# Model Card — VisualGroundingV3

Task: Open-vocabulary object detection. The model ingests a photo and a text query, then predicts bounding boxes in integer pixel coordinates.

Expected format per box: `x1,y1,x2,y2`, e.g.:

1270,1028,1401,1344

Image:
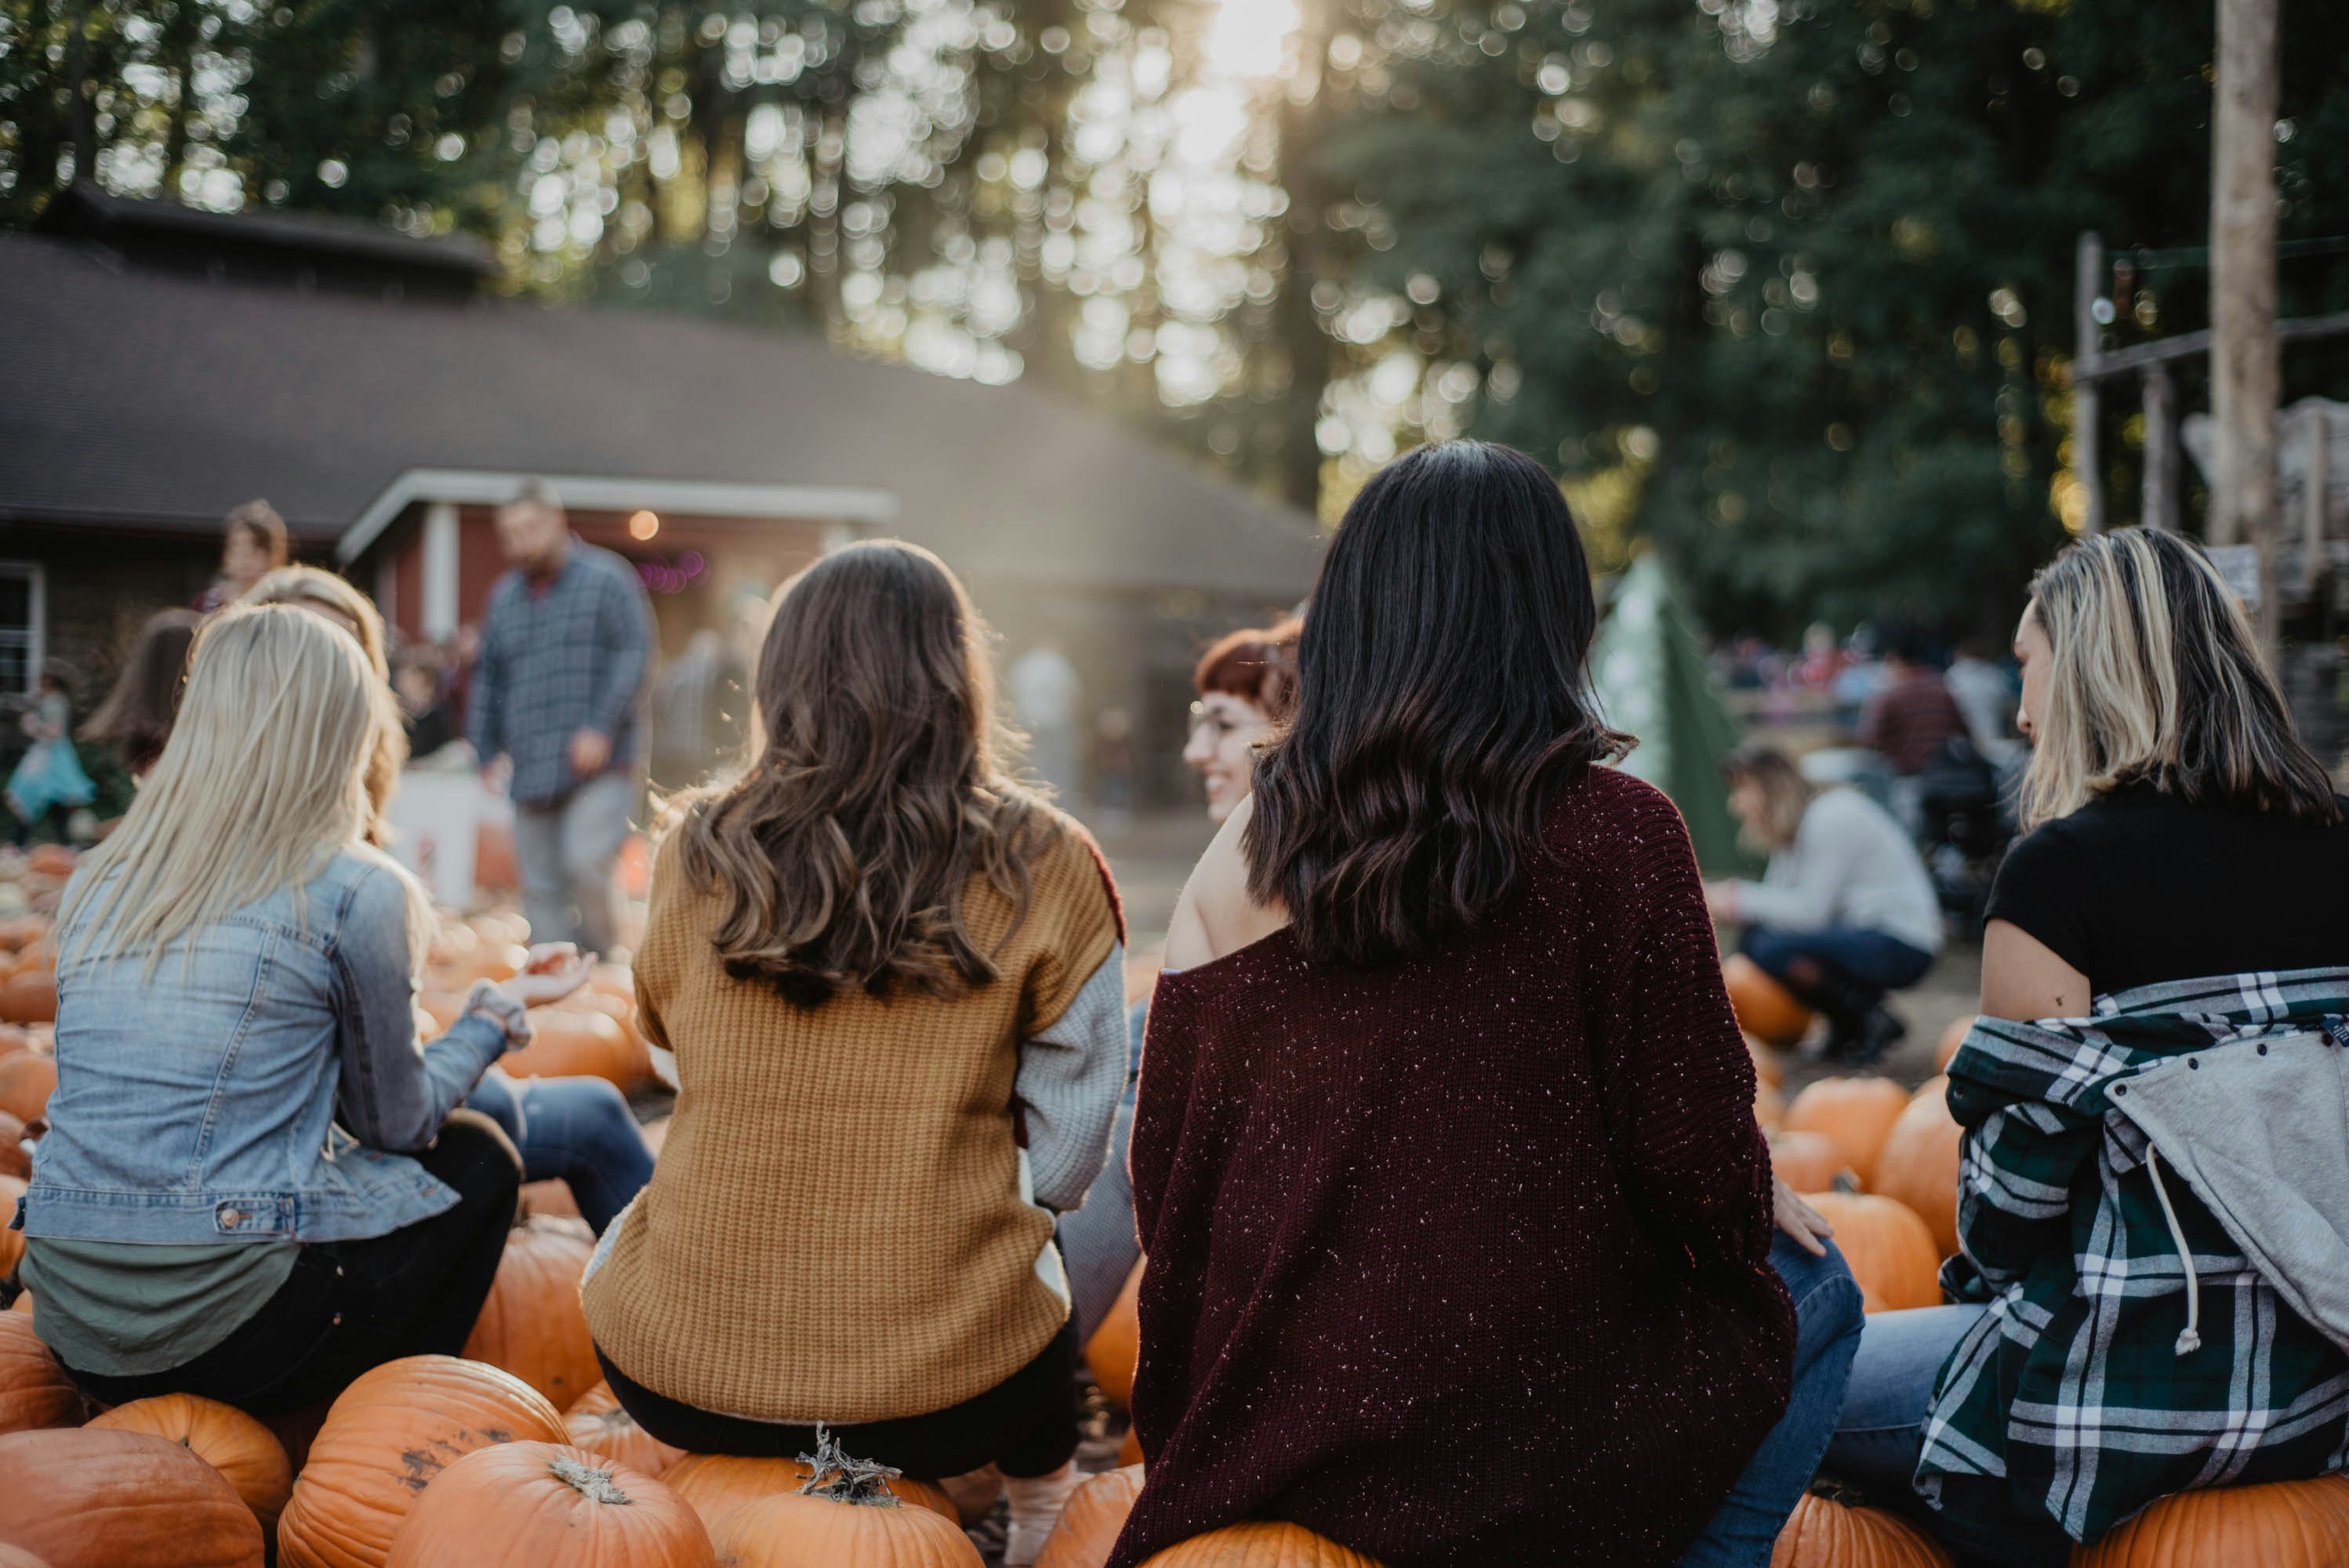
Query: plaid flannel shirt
468,541,653,805
1920,967,2349,1544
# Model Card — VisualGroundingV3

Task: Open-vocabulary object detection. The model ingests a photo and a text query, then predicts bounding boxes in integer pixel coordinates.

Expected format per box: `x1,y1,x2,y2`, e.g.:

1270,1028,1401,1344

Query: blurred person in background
1944,634,2020,766
648,628,747,792
1180,620,1301,823
394,648,460,764
468,480,654,955
1008,641,1081,798
1706,745,1941,1062
1859,630,1972,829
5,660,94,844
195,499,290,614
81,610,201,782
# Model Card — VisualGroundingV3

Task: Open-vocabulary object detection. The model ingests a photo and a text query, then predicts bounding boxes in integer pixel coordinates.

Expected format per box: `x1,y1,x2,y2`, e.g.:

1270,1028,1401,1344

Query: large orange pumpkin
0,1175,24,1280
701,1429,983,1566
275,1353,567,1568
1799,1191,1943,1312
24,847,74,880
89,1392,293,1533
0,1051,55,1122
0,1110,26,1179
0,1312,81,1434
1872,1078,1964,1258
0,916,50,953
0,1426,264,1567
666,1451,959,1532
1784,1076,1910,1188
1747,1033,1787,1089
0,972,56,1028
1137,1522,1385,1566
1767,1131,1851,1194
1087,1258,1144,1410
1769,1490,1950,1566
501,1008,646,1090
383,1441,713,1567
1753,1079,1786,1133
1037,1464,1145,1568
1723,955,1815,1047
1934,1015,1973,1073
565,1381,686,1478
0,1541,48,1566
2074,1473,2349,1566
459,1215,602,1410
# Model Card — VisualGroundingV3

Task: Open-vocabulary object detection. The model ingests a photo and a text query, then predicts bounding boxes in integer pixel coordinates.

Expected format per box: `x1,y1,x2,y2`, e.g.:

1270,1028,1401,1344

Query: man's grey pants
513,773,634,953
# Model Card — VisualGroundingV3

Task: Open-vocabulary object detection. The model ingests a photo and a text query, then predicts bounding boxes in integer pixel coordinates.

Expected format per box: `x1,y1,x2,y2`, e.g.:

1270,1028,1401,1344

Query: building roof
34,183,499,283
0,233,1322,597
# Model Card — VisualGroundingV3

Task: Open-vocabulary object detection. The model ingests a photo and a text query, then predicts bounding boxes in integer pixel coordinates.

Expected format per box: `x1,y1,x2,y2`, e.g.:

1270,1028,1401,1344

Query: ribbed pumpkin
0,1541,48,1566
0,972,55,1028
1769,1490,1950,1566
2073,1474,2349,1566
1723,955,1815,1047
1036,1464,1145,1568
0,916,50,953
565,1381,685,1478
1784,1076,1910,1188
275,1353,566,1568
1136,1522,1385,1566
89,1393,293,1533
0,1050,55,1122
1087,1259,1144,1410
1767,1131,1851,1195
0,1311,81,1434
502,1008,645,1090
1799,1191,1943,1312
519,1178,583,1221
1934,1015,1973,1073
0,1175,24,1280
666,1450,960,1532
0,1109,26,1179
0,1426,264,1567
1872,1078,1965,1258
702,1429,983,1566
383,1441,713,1568
460,1215,602,1410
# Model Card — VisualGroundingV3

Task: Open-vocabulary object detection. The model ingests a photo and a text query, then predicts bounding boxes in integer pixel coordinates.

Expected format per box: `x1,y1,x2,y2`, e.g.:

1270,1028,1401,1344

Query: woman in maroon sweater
1113,441,1851,1568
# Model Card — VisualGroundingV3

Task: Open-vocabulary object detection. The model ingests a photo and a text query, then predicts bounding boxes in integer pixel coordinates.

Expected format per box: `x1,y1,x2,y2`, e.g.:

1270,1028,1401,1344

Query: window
0,564,42,697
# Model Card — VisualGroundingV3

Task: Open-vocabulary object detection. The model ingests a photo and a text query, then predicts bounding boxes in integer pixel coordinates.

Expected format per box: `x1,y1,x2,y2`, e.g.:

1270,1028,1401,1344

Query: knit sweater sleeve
1590,779,1777,1276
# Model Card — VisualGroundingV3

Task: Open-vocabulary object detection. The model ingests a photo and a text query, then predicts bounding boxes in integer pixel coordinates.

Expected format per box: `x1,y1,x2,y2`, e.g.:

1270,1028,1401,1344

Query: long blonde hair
241,565,404,845
61,604,429,973
1723,743,1819,854
2018,528,2338,831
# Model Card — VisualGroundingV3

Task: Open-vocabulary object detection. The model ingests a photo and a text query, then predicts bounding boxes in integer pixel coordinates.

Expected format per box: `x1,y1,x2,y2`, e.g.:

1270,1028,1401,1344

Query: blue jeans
1822,1306,2072,1568
1680,1233,1867,1566
466,1071,653,1236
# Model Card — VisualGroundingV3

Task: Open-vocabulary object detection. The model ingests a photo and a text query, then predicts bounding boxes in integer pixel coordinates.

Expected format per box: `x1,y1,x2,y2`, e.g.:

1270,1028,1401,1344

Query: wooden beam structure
2209,0,2280,644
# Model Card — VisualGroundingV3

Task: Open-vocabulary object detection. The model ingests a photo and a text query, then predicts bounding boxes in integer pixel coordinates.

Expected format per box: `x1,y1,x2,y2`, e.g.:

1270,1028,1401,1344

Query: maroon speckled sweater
1109,767,1794,1567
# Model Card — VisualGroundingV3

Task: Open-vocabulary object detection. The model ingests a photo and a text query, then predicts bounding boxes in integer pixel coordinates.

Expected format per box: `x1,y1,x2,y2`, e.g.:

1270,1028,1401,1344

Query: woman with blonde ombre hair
241,564,401,846
16,604,590,1418
1820,528,2349,1564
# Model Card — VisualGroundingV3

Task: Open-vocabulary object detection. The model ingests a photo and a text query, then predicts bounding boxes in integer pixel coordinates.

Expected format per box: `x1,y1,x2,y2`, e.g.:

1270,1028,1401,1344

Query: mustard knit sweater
581,813,1123,1423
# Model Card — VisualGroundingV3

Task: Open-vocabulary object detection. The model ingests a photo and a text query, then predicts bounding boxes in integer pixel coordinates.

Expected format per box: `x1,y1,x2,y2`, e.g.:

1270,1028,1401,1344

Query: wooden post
2211,0,2280,647
2073,232,2105,535
2308,402,2333,593
2142,365,2180,531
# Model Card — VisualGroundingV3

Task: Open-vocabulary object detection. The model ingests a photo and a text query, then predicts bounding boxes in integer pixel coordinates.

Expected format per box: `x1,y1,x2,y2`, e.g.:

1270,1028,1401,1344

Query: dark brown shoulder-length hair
1245,440,1631,967
670,539,1061,1007
82,608,202,775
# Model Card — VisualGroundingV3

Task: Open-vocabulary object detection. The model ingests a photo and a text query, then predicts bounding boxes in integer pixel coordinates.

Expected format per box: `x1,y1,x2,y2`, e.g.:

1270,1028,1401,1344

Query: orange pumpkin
1746,1032,1786,1089
383,1441,713,1567
89,1393,293,1532
1934,1015,1973,1073
701,1429,983,1566
1767,1131,1850,1194
1769,1490,1950,1566
1723,955,1815,1047
519,1178,583,1221
586,962,637,1004
565,1381,686,1478
0,1110,28,1181
2073,1473,2349,1566
470,911,532,948
0,1175,24,1280
666,1450,960,1532
0,972,56,1027
459,1215,602,1410
24,847,74,880
1800,1191,1943,1312
1872,1078,1964,1258
0,916,51,953
1753,1079,1786,1133
0,1312,81,1434
1037,1464,1145,1568
501,1008,646,1090
1118,1424,1144,1468
0,1542,48,1566
1086,1258,1143,1410
0,1051,56,1123
275,1353,567,1568
0,1426,264,1567
1784,1076,1909,1188
416,992,465,1032
1137,1522,1385,1566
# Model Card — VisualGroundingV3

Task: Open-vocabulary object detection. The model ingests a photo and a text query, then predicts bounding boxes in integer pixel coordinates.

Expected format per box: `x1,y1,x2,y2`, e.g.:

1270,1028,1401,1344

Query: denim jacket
17,848,506,1246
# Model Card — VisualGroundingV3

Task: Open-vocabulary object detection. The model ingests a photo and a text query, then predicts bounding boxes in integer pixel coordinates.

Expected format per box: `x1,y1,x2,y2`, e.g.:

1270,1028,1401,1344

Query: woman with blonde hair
15,604,588,1415
582,541,1127,1566
243,566,401,846
1824,528,2349,1563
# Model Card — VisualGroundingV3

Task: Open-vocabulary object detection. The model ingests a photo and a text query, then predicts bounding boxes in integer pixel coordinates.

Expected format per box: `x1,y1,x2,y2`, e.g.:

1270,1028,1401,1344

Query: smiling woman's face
1183,691,1272,822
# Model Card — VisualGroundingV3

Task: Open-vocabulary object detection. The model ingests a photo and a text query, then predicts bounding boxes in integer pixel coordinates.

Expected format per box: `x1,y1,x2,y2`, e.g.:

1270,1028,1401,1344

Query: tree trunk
2210,0,2280,648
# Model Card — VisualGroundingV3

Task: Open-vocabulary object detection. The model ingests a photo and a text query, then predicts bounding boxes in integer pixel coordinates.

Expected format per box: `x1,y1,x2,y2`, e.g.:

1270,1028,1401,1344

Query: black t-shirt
1984,784,2349,996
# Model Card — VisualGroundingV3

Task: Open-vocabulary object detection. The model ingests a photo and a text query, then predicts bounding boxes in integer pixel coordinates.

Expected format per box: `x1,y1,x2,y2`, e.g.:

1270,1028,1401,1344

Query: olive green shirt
20,1237,299,1377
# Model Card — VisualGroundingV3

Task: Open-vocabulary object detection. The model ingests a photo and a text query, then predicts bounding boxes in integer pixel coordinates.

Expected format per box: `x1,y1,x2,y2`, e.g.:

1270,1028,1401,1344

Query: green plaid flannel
1921,967,2349,1544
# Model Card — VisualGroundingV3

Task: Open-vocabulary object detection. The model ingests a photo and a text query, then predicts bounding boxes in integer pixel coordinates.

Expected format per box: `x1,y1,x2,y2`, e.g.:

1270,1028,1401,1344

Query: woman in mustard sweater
582,541,1127,1564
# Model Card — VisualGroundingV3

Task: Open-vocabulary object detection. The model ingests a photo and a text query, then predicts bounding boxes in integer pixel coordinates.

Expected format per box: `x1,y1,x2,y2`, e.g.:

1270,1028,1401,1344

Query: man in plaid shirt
469,481,654,953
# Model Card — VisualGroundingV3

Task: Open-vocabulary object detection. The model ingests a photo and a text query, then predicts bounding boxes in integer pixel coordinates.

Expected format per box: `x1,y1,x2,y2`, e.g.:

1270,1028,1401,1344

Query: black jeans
63,1111,522,1417
597,1316,1082,1481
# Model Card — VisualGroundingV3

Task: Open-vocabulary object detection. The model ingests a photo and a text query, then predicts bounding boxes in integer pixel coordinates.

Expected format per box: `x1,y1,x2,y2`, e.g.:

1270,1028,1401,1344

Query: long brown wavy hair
670,540,1059,1007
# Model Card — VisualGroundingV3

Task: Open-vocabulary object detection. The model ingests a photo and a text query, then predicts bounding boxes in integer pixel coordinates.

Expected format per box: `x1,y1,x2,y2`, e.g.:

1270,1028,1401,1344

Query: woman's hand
1774,1177,1834,1257
1702,880,1739,920
495,943,593,1010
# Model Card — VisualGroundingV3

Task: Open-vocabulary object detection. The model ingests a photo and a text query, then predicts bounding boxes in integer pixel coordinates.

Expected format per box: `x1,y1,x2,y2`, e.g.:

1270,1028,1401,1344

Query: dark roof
0,234,1322,596
34,183,497,282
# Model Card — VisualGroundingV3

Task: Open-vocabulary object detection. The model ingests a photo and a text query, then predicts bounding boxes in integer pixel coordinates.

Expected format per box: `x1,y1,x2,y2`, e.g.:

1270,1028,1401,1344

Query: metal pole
2212,0,2281,648
2074,232,2105,535
2142,365,2180,531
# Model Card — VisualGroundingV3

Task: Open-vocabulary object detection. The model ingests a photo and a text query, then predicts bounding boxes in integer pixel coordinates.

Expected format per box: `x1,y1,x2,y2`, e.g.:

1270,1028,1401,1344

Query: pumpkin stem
550,1455,634,1505
796,1425,905,1508
1831,1170,1863,1196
